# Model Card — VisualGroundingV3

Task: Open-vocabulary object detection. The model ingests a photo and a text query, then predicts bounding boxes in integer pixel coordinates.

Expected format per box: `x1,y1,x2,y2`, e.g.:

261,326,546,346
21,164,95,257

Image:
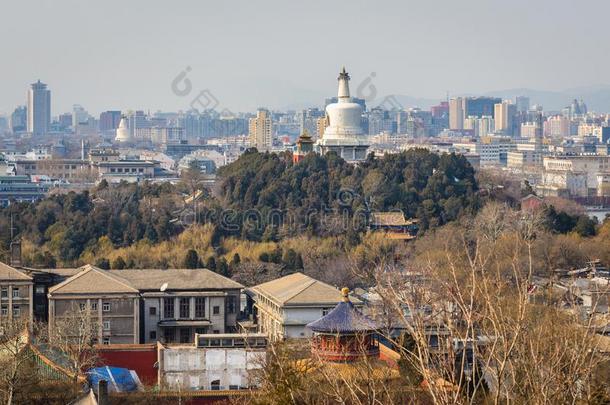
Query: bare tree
46,306,99,392
0,319,37,405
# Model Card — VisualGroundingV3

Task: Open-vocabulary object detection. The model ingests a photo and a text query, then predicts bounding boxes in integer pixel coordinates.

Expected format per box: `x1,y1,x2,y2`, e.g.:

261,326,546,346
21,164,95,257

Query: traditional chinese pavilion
293,130,315,163
306,288,378,362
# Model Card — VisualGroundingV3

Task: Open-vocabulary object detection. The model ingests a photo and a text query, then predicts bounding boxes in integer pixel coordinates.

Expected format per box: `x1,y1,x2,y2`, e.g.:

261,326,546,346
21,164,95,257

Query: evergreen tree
217,257,230,277
282,248,299,270
184,249,200,269
111,256,126,270
231,253,241,267
95,258,110,270
206,256,217,272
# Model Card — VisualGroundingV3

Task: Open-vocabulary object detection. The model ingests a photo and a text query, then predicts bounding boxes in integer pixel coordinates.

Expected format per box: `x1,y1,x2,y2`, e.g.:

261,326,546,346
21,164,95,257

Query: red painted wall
97,345,158,386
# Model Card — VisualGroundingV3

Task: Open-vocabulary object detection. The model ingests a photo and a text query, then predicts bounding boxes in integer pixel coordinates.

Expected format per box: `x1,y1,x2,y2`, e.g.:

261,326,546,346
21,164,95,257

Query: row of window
0,287,20,298
163,327,212,343
158,297,234,319
23,164,79,170
1,305,20,317
78,301,111,312
1,287,21,299
109,167,145,173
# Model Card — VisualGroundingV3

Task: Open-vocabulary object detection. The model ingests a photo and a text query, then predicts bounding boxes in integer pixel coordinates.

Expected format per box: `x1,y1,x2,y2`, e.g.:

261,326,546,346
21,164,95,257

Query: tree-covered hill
216,149,480,237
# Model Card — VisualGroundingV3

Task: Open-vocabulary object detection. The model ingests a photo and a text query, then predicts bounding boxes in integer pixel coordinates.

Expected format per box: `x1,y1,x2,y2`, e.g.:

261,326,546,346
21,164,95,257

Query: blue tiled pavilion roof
306,300,377,334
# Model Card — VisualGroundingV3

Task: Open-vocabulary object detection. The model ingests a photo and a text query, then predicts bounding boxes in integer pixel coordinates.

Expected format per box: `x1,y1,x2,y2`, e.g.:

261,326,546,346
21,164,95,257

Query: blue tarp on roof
306,301,377,333
88,366,141,393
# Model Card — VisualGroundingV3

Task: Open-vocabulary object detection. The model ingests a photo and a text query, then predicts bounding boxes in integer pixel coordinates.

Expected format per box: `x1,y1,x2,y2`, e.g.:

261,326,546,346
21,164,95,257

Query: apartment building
0,261,34,327
543,155,610,195
47,265,243,345
48,265,140,344
248,272,362,340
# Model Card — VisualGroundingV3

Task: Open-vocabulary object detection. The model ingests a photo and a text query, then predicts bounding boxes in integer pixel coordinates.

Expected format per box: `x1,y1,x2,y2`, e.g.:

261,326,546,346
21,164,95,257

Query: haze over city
2,1,610,403
2,0,610,114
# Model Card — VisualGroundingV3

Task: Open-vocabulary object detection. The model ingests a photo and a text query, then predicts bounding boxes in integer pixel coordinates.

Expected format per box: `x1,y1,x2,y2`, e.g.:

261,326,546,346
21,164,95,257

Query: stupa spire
337,67,351,101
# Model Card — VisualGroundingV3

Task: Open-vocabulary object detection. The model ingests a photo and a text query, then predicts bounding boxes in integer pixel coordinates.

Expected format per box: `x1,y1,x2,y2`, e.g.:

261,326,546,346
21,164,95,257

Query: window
102,302,111,312
149,306,157,316
213,306,220,315
180,328,190,343
226,296,236,314
1,288,7,298
195,297,205,318
35,286,45,294
179,298,190,319
12,288,19,298
102,338,110,345
322,308,332,316
91,302,97,311
164,328,175,343
103,321,110,331
195,328,206,335
149,331,157,340
210,380,221,390
1,305,7,316
79,303,86,311
110,168,116,173
12,307,20,317
163,299,174,319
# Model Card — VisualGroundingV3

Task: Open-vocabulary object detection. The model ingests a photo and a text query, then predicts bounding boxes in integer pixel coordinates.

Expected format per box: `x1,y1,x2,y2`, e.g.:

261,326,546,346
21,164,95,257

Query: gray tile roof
107,269,243,291
49,265,139,295
250,272,361,306
48,266,243,295
0,262,33,281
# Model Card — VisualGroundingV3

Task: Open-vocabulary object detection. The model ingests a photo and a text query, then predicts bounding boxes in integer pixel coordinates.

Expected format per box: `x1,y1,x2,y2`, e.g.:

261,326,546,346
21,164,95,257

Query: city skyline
2,0,610,115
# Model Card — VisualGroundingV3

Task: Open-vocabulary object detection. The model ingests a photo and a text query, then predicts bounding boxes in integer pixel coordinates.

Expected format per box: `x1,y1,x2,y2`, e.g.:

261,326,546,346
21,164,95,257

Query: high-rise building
10,106,27,133
58,113,73,131
431,101,449,119
494,101,517,135
27,80,51,135
464,97,501,119
544,115,570,138
127,110,149,137
449,98,464,130
249,109,273,151
99,111,122,131
72,104,89,127
515,96,530,113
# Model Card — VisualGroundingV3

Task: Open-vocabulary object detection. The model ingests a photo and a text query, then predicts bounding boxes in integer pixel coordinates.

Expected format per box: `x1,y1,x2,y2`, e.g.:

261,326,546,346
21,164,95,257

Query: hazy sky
1,0,609,115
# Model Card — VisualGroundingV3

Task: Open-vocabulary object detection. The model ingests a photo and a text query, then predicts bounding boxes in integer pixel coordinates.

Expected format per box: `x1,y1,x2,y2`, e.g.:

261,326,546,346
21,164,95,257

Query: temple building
306,288,379,362
114,116,133,143
316,68,370,163
293,130,315,163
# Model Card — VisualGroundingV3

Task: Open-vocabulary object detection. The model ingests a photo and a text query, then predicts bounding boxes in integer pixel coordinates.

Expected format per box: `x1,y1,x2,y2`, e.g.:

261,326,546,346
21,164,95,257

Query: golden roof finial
341,287,350,302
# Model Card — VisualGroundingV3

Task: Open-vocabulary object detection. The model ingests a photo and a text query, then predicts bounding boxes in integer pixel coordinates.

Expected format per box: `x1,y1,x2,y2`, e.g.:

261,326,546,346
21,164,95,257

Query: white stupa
114,116,133,143
317,67,369,162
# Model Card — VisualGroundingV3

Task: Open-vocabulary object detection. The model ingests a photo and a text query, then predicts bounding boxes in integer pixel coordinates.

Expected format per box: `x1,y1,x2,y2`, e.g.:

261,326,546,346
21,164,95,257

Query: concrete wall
159,347,265,390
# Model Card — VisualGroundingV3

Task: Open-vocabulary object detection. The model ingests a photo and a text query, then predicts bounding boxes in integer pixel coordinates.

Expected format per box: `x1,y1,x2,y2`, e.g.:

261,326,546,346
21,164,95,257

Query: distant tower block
316,67,369,163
